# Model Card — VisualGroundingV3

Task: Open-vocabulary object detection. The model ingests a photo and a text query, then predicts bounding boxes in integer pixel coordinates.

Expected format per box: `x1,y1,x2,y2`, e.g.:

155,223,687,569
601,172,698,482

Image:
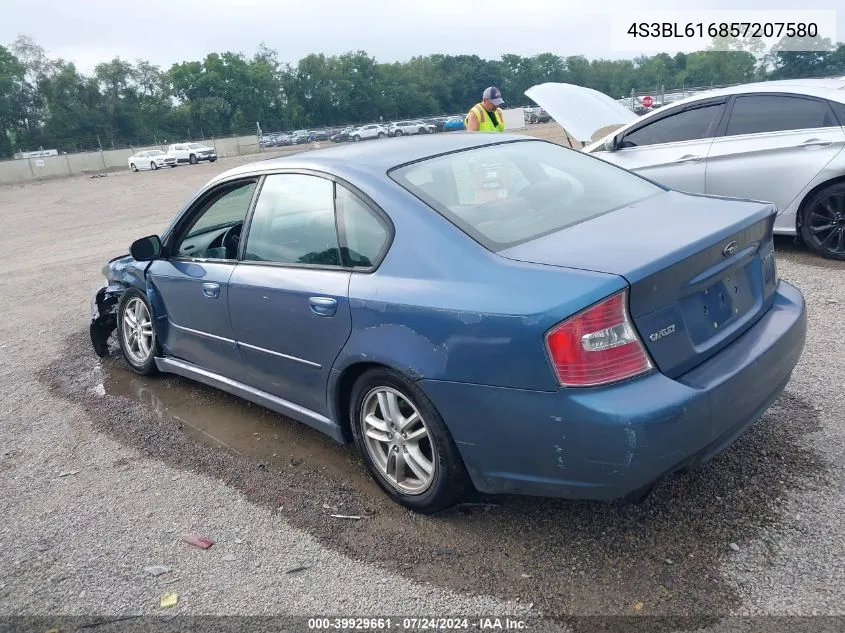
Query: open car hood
524,82,637,144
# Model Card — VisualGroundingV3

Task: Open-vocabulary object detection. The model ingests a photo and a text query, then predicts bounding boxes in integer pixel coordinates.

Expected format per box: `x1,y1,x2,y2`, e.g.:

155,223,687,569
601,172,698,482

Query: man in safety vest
465,86,506,132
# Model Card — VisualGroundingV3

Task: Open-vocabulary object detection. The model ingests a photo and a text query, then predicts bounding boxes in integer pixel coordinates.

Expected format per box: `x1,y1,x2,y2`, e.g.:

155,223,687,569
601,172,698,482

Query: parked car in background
309,130,330,141
388,120,436,136
291,130,312,144
91,133,805,513
166,142,217,165
128,150,177,171
528,78,845,259
443,116,465,131
331,128,354,143
350,124,388,141
528,108,552,124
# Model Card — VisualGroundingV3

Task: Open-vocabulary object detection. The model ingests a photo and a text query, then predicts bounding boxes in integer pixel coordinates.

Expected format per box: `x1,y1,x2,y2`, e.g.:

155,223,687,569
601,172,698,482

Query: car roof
652,78,845,108
208,132,538,186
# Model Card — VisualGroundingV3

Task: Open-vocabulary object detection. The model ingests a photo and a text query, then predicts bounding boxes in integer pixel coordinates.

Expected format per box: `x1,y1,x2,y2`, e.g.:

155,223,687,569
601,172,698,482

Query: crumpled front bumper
89,285,123,357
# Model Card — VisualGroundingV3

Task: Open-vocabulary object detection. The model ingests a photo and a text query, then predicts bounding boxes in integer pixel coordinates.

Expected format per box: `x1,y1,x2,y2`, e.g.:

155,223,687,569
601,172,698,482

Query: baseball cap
483,86,504,106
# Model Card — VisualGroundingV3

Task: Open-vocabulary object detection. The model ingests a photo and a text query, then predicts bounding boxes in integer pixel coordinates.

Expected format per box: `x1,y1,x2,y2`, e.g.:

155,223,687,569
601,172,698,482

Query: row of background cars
259,115,468,148
128,142,218,171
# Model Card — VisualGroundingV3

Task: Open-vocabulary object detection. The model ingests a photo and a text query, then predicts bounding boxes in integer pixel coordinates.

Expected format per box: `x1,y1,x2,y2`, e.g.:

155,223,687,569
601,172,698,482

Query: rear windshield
389,140,662,251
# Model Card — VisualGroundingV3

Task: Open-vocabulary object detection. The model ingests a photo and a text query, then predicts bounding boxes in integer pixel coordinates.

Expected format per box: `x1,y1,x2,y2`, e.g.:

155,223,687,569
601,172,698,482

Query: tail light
544,289,653,387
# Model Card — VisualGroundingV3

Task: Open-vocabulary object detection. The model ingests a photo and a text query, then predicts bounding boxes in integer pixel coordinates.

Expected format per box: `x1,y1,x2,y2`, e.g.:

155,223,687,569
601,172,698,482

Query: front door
149,178,258,378
228,173,353,416
600,100,727,194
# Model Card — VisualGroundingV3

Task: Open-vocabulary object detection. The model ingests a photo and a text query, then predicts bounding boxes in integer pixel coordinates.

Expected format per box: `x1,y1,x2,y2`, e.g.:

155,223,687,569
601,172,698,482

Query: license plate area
681,264,756,345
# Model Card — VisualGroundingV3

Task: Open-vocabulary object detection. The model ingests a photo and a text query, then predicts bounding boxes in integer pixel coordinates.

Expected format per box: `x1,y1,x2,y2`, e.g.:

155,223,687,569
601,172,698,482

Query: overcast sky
3,0,842,74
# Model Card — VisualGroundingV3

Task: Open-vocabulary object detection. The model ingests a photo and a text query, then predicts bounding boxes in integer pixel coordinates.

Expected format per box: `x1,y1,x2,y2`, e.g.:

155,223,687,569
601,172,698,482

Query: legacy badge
649,323,676,342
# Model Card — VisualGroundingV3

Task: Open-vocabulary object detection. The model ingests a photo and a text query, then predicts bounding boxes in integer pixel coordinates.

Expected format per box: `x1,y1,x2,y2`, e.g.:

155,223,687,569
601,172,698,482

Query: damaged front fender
90,285,124,357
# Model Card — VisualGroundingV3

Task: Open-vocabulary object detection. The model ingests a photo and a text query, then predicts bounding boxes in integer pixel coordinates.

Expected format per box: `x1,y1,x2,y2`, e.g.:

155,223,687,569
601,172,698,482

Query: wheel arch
795,174,845,232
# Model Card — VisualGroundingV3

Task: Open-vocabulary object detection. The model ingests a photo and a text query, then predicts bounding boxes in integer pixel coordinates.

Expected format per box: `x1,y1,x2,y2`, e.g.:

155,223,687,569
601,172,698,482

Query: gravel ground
0,130,843,629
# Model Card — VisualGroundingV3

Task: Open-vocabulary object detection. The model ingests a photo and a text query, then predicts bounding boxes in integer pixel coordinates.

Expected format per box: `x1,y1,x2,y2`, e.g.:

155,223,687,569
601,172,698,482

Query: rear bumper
419,280,807,500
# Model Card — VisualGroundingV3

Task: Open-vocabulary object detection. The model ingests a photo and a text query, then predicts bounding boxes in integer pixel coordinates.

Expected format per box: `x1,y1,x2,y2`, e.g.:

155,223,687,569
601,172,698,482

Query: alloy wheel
122,297,154,365
360,386,435,494
806,191,845,257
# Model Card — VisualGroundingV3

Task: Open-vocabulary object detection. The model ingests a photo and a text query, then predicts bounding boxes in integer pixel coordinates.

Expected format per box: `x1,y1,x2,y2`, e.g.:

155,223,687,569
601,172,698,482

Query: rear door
598,99,727,193
228,173,354,416
705,93,845,212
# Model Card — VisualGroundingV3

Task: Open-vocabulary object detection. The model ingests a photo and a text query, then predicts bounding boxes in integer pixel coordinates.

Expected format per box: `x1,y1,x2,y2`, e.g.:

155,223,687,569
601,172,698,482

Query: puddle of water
95,361,367,484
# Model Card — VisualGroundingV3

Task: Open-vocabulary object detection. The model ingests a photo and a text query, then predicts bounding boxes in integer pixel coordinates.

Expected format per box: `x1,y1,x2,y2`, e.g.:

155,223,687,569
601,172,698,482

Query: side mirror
130,235,162,261
602,136,617,152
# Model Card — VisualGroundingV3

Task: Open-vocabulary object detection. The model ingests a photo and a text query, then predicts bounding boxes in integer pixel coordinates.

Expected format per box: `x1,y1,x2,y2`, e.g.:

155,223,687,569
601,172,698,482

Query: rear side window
828,100,845,126
244,174,341,266
725,95,836,136
336,186,390,268
620,103,723,148
390,140,661,252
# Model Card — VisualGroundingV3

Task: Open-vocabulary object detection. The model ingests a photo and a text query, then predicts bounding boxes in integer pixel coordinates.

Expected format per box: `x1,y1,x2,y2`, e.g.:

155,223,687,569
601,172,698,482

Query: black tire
352,135,360,142
349,368,470,513
150,161,158,170
418,128,427,135
799,182,845,260
116,287,160,376
209,158,217,162
377,131,385,139
394,130,403,136
130,163,137,172
189,154,198,165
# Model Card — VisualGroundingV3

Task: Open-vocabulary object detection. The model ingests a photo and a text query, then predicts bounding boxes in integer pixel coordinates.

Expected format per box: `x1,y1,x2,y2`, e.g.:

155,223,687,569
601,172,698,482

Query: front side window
243,174,340,266
620,103,723,148
725,95,837,136
390,140,661,251
175,180,257,259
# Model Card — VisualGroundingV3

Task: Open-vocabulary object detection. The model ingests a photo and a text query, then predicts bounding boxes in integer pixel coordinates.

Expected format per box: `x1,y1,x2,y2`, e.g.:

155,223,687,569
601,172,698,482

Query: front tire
349,368,469,513
116,288,160,376
130,163,137,172
150,161,158,170
799,182,845,260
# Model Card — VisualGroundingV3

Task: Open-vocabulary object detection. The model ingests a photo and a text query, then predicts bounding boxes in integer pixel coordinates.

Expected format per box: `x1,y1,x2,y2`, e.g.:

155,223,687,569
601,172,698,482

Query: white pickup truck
166,142,218,165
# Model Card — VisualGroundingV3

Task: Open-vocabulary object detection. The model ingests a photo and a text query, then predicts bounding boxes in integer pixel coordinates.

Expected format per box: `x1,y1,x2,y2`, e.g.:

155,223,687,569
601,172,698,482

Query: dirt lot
1,126,844,628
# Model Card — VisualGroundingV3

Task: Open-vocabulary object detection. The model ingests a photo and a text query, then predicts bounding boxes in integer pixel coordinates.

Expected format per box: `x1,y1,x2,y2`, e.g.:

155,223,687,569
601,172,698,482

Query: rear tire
349,368,470,513
799,182,845,260
377,131,385,139
352,135,360,142
189,154,198,165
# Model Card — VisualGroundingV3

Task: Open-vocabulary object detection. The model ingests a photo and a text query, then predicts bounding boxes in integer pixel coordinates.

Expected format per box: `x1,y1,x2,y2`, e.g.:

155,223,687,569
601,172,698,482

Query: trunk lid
499,190,779,378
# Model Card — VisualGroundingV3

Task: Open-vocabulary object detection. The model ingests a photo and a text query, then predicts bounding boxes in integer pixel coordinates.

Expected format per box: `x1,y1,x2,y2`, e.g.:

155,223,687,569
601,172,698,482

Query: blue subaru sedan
90,133,807,513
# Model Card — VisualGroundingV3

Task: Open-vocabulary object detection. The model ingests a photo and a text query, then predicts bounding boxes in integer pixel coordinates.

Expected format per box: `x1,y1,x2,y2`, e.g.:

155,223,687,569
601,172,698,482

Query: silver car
530,79,845,260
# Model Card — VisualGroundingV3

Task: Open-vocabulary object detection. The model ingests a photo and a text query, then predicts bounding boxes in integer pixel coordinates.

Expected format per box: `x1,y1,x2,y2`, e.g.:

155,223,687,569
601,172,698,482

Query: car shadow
42,330,827,621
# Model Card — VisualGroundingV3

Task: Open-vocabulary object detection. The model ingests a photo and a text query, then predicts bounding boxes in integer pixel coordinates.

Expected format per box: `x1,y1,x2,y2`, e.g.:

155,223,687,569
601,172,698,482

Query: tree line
1,34,844,157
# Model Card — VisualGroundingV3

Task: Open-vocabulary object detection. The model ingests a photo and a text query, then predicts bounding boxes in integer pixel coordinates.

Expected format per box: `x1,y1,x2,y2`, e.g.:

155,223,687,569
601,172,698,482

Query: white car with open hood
526,79,845,260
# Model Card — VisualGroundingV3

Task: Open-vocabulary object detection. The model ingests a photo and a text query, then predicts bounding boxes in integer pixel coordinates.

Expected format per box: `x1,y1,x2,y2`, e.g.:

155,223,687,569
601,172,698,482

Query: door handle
309,296,337,317
798,138,832,148
675,154,703,163
202,282,220,298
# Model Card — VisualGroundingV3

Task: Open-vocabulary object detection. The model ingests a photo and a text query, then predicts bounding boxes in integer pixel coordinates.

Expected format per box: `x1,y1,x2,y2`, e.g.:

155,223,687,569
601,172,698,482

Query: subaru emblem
722,241,738,257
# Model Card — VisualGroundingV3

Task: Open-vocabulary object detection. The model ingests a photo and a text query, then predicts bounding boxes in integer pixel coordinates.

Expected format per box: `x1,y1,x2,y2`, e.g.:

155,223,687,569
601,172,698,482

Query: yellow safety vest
465,103,505,131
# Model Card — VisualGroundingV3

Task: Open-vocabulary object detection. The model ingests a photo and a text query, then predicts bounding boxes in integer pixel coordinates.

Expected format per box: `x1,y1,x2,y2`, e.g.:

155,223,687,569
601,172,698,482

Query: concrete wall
0,134,261,186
